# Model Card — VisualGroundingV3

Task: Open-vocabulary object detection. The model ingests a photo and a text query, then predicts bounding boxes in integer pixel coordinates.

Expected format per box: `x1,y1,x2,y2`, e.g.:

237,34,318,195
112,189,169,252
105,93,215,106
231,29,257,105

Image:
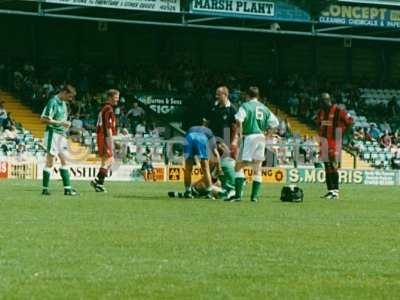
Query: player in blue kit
182,121,220,199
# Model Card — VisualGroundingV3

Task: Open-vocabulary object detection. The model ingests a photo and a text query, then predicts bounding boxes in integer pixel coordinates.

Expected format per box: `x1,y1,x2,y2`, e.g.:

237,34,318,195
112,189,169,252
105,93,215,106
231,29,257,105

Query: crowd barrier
1,160,400,185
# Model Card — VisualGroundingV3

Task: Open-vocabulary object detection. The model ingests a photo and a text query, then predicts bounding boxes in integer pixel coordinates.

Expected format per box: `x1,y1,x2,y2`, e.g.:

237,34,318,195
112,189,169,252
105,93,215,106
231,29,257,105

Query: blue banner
190,0,310,22
286,168,400,185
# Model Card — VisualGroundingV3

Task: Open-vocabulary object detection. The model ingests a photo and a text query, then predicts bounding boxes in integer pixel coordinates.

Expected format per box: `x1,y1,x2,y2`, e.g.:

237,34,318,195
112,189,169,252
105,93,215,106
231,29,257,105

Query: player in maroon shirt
316,93,353,200
91,89,120,192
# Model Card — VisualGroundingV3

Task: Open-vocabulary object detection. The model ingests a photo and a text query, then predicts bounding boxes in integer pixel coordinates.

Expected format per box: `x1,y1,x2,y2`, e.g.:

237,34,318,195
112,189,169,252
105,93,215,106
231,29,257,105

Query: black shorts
141,162,154,171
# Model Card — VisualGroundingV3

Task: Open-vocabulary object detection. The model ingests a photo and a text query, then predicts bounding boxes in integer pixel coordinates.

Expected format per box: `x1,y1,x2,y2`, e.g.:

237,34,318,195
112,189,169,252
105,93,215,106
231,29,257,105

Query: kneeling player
91,89,120,192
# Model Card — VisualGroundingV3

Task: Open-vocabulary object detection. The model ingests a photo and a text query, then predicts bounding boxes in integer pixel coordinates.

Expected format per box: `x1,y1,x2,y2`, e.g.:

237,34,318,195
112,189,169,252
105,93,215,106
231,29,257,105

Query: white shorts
44,130,68,156
239,134,266,162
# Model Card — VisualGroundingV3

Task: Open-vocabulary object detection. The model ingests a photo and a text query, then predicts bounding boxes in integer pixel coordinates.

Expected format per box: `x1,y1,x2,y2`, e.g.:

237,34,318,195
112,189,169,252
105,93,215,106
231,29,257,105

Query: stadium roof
0,0,399,42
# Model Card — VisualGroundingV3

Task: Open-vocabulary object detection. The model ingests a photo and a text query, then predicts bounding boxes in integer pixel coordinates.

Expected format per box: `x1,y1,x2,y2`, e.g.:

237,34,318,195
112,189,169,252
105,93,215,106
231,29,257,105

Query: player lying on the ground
168,142,236,199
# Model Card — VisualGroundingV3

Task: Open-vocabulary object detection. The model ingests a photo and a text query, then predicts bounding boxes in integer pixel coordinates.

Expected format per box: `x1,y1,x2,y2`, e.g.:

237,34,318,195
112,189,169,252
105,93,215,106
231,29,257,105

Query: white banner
37,163,166,181
43,0,180,13
191,0,275,18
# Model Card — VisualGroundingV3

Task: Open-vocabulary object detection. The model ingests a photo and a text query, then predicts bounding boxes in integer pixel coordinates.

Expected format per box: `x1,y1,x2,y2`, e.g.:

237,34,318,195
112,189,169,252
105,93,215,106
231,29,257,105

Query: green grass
0,180,399,299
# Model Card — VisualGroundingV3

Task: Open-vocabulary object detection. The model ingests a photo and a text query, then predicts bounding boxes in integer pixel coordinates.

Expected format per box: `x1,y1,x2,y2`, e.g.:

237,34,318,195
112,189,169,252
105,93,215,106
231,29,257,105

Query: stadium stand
1,60,399,170
0,90,44,137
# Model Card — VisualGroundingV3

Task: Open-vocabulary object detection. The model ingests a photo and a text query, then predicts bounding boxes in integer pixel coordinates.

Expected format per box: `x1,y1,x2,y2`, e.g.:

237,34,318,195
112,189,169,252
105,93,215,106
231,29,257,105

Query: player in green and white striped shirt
230,86,279,202
40,84,78,196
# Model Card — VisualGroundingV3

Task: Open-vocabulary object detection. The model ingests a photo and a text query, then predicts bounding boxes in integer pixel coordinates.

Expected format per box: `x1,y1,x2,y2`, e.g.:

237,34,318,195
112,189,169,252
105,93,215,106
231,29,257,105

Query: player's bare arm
41,116,71,128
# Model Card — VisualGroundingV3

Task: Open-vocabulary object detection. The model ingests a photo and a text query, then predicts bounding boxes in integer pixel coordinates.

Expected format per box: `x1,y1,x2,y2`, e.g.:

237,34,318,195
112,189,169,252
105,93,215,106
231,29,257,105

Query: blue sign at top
190,0,311,22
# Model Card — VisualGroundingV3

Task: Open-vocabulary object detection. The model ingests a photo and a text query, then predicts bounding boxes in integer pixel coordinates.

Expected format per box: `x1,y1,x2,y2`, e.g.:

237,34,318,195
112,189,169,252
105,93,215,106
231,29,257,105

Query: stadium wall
2,160,400,185
0,15,398,82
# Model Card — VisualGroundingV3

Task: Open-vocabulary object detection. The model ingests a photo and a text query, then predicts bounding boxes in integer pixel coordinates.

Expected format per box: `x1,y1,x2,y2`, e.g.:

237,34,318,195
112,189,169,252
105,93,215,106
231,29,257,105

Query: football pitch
0,180,399,299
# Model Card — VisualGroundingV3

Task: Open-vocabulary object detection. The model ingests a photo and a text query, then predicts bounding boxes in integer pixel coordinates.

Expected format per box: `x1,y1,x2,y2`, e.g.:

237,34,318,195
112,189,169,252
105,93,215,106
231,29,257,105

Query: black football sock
332,171,339,191
95,167,108,185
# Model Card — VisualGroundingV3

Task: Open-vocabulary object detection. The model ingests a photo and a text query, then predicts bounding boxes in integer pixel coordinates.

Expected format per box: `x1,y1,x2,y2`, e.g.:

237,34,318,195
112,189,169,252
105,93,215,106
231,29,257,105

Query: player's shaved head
320,92,332,109
321,92,331,101
216,86,229,106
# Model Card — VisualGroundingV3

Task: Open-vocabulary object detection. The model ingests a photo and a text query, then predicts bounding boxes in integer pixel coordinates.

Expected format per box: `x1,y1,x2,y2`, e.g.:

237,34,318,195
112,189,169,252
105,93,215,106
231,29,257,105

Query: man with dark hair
41,84,78,196
316,93,353,200
91,89,120,192
230,86,279,202
209,86,237,157
126,101,145,134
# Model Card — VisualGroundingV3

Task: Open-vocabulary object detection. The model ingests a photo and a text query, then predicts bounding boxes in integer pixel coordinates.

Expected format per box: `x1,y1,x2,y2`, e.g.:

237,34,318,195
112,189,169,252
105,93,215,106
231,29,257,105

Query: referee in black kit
208,86,238,158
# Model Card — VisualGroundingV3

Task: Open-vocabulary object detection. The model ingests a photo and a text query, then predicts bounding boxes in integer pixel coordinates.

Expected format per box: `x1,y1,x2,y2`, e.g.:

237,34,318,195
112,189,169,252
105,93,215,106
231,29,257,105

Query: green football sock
60,167,71,190
235,171,245,199
43,168,51,190
235,177,245,199
251,180,262,200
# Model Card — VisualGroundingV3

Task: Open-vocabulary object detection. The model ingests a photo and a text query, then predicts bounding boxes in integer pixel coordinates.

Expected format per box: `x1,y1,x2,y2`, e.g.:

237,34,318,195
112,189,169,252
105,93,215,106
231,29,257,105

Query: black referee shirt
208,101,237,140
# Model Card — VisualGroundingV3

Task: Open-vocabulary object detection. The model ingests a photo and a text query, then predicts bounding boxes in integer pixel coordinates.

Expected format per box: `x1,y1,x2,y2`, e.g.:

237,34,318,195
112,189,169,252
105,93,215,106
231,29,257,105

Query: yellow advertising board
168,166,204,182
169,166,285,183
244,167,286,183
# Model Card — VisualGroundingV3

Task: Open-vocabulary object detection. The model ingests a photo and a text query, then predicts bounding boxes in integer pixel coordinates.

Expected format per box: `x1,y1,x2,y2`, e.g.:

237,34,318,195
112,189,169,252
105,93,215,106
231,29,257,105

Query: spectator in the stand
23,62,35,75
2,125,17,141
135,119,147,137
2,112,16,131
364,127,373,141
70,114,84,141
278,117,291,138
147,119,161,137
369,123,382,141
300,135,316,163
126,101,145,134
183,77,194,91
353,127,365,141
16,143,28,162
42,79,55,97
288,94,299,116
117,106,128,129
380,120,391,134
141,146,156,181
82,113,96,133
387,96,398,118
0,102,7,126
391,150,400,169
380,130,392,149
392,129,400,146
131,77,143,91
